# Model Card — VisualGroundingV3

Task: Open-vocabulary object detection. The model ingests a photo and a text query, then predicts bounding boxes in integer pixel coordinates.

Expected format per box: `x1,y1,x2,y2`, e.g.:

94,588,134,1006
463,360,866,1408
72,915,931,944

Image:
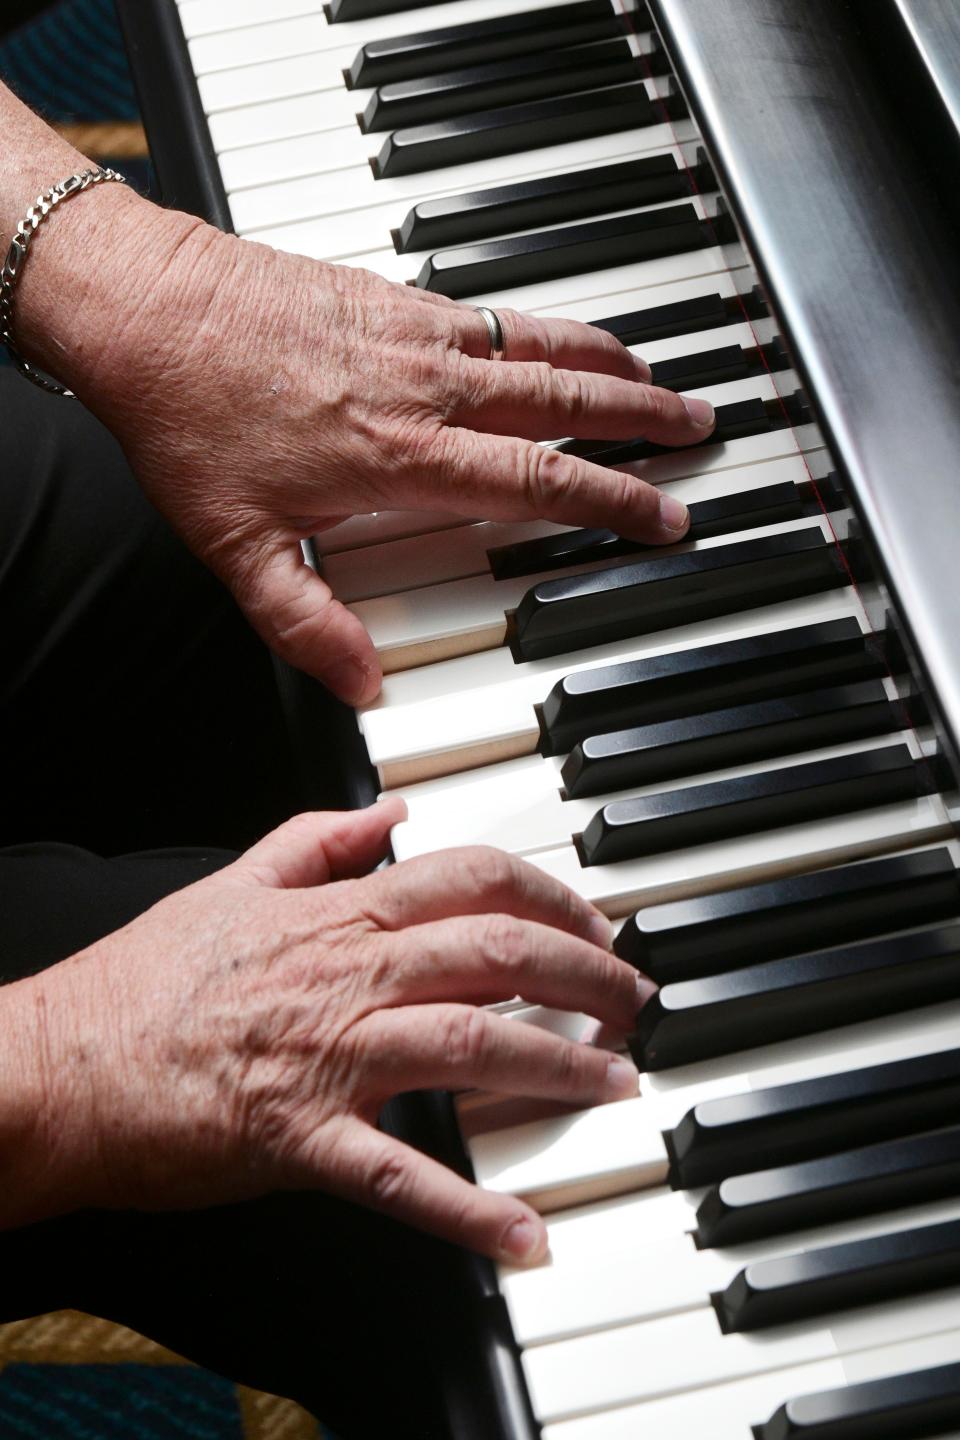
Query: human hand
17,800,650,1264
78,203,714,701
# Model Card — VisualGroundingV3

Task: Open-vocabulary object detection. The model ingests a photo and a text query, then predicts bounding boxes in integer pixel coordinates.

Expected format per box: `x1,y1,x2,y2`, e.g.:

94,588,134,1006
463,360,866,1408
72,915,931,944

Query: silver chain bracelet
1,166,126,397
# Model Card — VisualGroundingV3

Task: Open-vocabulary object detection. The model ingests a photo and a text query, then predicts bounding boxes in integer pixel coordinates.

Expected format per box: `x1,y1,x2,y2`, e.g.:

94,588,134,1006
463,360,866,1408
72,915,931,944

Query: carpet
0,1312,325,1440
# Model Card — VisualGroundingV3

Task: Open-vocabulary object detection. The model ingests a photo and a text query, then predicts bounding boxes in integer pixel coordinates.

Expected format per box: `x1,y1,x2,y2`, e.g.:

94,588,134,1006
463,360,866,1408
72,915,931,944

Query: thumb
237,542,382,702
231,796,408,890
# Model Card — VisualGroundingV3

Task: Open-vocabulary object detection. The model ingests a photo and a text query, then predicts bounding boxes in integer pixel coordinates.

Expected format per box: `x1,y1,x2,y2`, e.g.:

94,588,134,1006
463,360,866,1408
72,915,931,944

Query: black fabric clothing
0,370,453,1439
0,369,301,855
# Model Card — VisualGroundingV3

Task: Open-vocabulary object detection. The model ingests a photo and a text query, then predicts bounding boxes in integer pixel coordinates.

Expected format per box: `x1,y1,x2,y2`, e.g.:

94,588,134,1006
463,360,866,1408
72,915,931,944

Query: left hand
7,801,647,1262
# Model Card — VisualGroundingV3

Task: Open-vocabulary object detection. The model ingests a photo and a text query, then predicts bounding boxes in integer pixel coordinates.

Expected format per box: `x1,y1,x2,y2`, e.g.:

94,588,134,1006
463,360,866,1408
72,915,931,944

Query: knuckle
447,349,487,412
365,1149,411,1210
459,845,520,902
477,913,528,979
624,473,662,520
388,412,444,474
528,359,559,407
520,443,574,512
556,370,591,422
601,953,638,1008
642,385,669,424
552,1038,590,1092
443,1006,492,1074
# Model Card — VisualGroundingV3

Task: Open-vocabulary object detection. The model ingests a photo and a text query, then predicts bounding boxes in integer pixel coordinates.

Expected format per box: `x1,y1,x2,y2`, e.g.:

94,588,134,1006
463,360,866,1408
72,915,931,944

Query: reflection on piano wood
119,0,960,1434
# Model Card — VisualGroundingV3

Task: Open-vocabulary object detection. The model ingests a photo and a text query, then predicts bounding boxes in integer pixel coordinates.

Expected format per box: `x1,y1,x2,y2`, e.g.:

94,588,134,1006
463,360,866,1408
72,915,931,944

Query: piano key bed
117,0,960,1436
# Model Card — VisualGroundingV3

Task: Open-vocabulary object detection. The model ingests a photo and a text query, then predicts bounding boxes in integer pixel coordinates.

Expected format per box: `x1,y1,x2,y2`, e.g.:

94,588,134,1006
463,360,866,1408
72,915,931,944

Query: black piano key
347,1,630,89
557,394,785,467
717,1217,960,1334
374,82,668,180
540,617,884,756
668,1044,960,1189
754,1361,960,1439
563,680,897,798
697,1124,960,1248
615,848,960,983
635,910,955,1075
394,153,701,253
513,528,845,664
327,0,458,19
650,342,753,390
364,37,642,132
488,481,806,581
582,742,923,869
418,201,705,296
591,290,731,345
590,281,767,345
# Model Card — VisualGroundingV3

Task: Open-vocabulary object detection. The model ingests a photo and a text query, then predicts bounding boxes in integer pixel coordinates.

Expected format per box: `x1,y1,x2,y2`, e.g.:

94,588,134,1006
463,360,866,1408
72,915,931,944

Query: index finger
341,844,613,949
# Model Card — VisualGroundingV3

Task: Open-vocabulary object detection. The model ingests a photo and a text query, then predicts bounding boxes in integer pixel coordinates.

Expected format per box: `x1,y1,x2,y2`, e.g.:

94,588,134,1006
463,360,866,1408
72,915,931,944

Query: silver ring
474,305,506,362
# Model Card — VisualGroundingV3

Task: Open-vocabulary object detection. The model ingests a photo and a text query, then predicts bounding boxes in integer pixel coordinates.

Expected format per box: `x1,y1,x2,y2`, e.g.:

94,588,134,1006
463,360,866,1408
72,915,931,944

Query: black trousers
0,372,454,1438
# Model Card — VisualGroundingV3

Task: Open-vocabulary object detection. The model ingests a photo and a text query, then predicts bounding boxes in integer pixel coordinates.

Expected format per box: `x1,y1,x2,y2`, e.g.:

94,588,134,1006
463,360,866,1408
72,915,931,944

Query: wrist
10,178,215,411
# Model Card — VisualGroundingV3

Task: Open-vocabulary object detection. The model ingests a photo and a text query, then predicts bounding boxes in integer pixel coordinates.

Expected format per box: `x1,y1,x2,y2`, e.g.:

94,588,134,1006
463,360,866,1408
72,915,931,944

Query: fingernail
681,394,716,429
658,492,690,533
501,1216,545,1263
605,1053,640,1100
375,792,409,821
321,655,373,704
588,912,614,949
636,970,658,1012
634,356,653,383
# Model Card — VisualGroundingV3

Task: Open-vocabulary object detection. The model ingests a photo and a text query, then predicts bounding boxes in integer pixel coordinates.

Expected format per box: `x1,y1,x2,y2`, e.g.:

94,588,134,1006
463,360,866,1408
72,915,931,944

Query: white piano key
312,509,469,556
391,732,923,860
330,448,818,605
179,0,326,37
524,1287,960,1422
348,402,803,671
506,1231,726,1343
231,120,697,233
466,965,960,1147
641,973,960,1133
354,502,807,673
190,15,331,74
197,50,356,115
469,1095,669,1213
528,788,953,918
536,1183,960,1276
362,589,858,788
323,518,562,600
208,31,666,158
335,199,714,290
540,1328,960,1440
224,126,377,198
232,144,691,268
522,260,752,323
212,88,372,158
222,73,674,196
503,1189,960,1346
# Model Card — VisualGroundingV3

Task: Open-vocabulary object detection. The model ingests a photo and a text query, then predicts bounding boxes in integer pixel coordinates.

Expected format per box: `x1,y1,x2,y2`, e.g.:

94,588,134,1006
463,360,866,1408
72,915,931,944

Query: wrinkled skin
16,800,650,1264
81,211,714,702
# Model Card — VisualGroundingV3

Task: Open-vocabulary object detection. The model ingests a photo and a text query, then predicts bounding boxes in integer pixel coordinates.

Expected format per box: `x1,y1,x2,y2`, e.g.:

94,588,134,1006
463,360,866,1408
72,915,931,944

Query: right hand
19,800,651,1264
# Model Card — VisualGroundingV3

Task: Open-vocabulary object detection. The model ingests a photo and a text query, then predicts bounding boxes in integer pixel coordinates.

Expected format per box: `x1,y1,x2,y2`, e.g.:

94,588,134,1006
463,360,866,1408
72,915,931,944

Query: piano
117,0,960,1435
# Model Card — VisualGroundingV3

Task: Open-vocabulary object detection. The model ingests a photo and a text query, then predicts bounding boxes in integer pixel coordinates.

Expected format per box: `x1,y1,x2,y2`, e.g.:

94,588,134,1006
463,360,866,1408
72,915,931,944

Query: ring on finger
474,305,506,362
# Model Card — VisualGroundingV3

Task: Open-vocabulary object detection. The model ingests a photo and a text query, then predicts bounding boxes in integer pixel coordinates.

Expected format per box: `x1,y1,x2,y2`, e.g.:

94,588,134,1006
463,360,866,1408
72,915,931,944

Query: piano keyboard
163,0,960,1434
